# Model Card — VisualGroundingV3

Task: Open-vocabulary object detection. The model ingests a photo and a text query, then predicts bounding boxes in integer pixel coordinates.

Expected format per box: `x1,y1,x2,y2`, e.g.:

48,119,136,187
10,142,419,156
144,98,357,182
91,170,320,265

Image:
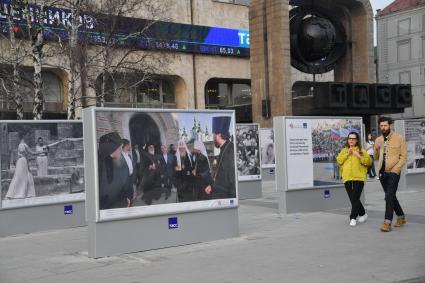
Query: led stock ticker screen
0,0,250,57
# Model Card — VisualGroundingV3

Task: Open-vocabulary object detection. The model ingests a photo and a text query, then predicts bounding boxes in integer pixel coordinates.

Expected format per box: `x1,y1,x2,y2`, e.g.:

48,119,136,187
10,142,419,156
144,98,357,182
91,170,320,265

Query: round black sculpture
290,5,347,74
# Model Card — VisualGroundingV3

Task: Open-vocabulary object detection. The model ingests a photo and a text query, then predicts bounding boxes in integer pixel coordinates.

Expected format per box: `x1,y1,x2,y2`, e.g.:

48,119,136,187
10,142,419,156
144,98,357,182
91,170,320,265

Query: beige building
0,0,349,122
376,0,425,118
0,0,253,121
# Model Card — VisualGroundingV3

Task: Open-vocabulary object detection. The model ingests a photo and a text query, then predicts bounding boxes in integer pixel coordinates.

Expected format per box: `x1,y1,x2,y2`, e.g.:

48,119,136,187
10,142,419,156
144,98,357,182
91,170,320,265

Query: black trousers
379,172,404,222
344,181,366,220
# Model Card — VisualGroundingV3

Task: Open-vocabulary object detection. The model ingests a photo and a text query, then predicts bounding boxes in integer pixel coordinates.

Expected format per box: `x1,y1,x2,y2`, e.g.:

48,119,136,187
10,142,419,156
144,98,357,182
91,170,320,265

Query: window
205,79,251,122
397,18,411,36
423,37,425,58
397,40,411,62
423,14,425,31
18,70,63,103
399,71,411,84
96,73,175,106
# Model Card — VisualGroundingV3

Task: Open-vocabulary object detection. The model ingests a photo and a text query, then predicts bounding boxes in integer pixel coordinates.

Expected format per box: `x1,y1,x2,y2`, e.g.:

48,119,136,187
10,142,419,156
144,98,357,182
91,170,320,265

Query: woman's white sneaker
358,214,368,223
350,219,357,227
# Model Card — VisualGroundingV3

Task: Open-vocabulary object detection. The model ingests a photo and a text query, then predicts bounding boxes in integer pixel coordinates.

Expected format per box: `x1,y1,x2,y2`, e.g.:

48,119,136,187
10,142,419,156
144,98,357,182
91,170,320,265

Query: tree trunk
24,2,45,120
32,28,44,120
7,2,23,119
67,4,80,120
100,71,106,107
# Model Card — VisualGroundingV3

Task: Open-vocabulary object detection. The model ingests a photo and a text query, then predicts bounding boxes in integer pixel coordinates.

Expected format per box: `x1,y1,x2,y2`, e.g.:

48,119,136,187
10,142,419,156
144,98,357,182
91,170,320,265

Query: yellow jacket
336,146,372,183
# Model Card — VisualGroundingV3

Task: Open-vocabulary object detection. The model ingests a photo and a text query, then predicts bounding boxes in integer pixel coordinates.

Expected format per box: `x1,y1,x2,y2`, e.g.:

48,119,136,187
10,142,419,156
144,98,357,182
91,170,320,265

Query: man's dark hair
378,116,393,125
122,139,130,146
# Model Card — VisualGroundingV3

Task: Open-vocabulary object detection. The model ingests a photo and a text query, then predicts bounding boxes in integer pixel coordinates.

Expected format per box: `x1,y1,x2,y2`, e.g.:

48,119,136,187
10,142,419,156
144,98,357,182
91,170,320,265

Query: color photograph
310,118,362,186
93,109,238,220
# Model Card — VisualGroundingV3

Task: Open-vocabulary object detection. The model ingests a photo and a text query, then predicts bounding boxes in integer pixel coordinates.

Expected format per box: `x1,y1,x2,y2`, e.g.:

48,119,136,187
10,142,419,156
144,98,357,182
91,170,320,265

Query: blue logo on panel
64,205,73,215
303,123,308,128
168,217,178,229
324,190,331,199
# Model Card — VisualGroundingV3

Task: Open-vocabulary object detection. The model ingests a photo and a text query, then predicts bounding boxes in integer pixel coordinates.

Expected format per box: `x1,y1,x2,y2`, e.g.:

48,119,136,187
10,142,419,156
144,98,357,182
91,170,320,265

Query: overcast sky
370,0,395,12
370,0,396,44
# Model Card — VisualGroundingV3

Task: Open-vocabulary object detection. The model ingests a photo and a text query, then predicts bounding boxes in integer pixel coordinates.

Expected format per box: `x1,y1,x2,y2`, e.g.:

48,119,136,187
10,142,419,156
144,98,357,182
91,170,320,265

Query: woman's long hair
345,131,361,148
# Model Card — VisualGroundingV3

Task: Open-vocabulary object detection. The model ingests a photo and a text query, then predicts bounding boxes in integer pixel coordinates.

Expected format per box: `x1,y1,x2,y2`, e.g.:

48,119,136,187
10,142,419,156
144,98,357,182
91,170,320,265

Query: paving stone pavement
0,179,424,283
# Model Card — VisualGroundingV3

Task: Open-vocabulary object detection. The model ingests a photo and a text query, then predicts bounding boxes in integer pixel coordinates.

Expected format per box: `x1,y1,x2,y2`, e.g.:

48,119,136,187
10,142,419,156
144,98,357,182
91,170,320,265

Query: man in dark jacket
121,139,136,207
140,143,158,205
157,145,176,200
205,116,236,199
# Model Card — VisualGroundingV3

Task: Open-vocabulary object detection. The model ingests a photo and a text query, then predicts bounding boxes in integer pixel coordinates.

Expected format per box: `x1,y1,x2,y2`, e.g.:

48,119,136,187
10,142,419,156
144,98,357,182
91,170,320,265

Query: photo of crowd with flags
311,119,362,184
235,124,261,181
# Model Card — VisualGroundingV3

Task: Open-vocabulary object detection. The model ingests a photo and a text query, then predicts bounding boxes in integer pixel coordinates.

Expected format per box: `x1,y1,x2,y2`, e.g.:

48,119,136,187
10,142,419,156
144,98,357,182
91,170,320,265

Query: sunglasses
348,137,357,140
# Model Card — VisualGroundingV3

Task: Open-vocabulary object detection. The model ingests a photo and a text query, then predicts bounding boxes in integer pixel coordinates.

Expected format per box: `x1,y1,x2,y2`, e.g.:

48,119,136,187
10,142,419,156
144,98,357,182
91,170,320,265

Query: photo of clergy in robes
206,116,236,199
98,132,131,209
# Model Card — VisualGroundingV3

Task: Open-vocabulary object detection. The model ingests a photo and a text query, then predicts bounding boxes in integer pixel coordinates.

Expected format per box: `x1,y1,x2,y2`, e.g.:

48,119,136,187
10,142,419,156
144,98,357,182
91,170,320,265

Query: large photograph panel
260,128,275,168
94,110,237,220
311,118,362,186
284,118,362,190
405,119,425,173
0,121,84,208
236,124,261,181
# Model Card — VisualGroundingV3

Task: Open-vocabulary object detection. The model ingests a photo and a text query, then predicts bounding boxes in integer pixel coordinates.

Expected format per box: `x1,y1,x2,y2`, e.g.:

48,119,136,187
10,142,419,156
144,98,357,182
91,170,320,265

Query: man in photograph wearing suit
140,143,158,205
158,145,176,200
132,143,142,186
121,139,136,207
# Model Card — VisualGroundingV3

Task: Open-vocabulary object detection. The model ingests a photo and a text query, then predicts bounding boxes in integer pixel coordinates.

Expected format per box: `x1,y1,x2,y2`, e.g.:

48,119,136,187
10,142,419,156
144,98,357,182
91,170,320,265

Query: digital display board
0,0,250,57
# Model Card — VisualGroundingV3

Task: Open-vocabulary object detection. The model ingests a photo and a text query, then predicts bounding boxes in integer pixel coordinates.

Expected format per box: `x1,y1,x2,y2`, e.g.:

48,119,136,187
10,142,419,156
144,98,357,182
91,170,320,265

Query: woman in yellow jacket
336,131,372,227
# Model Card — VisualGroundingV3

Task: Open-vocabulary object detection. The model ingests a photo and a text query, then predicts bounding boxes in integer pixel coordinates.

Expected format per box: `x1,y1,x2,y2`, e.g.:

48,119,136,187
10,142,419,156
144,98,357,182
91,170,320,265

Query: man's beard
382,128,391,136
214,140,220,148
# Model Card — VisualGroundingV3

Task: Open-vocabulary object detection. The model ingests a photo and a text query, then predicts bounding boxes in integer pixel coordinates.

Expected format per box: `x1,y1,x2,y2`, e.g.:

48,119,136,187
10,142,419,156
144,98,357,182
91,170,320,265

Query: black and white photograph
0,121,84,208
405,119,425,173
92,109,238,219
236,124,261,181
260,128,275,168
310,119,362,186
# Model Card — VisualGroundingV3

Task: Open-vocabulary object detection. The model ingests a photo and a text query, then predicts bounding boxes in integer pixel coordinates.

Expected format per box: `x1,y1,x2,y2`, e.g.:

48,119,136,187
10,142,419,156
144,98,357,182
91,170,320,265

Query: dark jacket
157,152,176,188
98,154,129,209
193,153,212,188
175,154,194,183
140,151,158,192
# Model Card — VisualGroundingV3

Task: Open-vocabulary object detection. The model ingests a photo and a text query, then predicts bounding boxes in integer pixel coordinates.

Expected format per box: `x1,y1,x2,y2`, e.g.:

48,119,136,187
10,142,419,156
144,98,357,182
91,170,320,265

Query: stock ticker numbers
0,0,250,58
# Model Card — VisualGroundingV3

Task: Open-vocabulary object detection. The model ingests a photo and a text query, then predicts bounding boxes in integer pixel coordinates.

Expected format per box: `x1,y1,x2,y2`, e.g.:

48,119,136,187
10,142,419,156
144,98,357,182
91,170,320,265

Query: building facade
376,0,425,118
0,0,336,122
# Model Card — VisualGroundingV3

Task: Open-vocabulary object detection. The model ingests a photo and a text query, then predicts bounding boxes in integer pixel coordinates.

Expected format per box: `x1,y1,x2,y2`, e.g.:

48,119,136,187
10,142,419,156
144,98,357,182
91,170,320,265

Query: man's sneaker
358,214,368,223
349,219,357,227
394,217,406,228
380,222,391,232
